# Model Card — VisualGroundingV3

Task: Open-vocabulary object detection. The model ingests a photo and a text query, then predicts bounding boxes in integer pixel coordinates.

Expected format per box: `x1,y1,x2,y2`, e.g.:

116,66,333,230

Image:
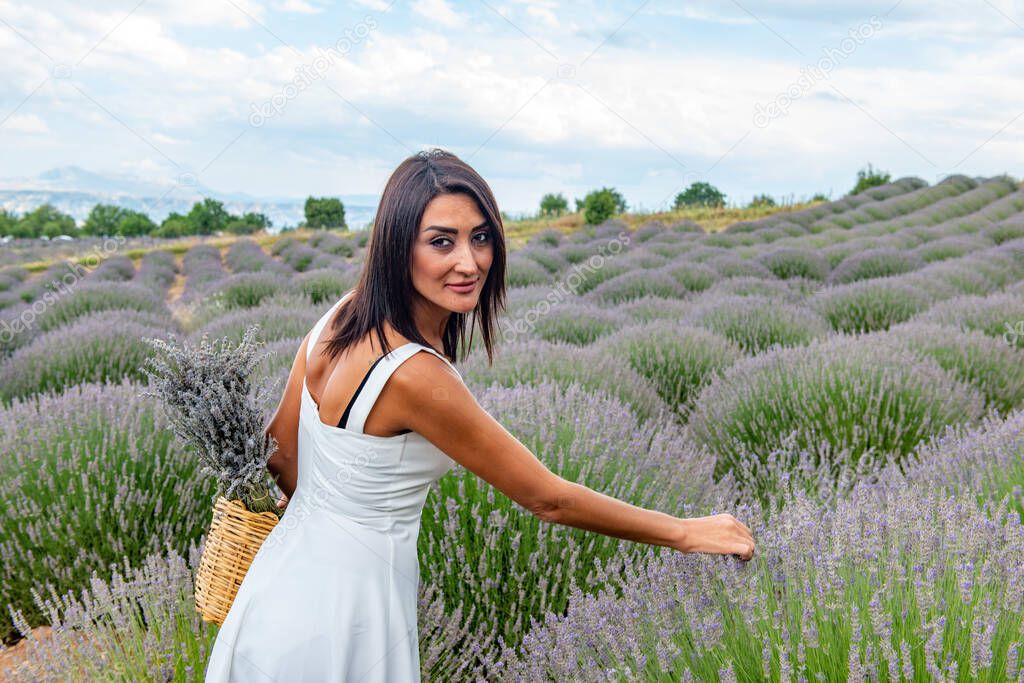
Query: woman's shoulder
390,344,463,389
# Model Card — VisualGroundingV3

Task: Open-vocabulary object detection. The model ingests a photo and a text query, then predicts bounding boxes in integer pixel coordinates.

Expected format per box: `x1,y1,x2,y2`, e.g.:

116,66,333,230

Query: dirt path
165,252,186,306
0,626,51,680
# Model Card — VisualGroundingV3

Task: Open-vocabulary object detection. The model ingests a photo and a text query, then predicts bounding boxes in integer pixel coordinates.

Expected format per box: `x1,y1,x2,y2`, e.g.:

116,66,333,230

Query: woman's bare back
303,299,429,438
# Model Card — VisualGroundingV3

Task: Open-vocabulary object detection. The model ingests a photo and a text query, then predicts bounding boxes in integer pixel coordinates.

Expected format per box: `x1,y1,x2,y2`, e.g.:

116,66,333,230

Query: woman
204,148,755,682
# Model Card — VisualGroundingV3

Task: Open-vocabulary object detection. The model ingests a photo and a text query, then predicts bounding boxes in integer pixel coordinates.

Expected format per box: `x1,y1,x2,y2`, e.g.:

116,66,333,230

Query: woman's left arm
265,333,310,502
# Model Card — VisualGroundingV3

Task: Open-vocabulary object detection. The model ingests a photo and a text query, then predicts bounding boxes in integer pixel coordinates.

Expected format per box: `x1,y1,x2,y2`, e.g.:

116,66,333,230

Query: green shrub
418,381,717,667
213,272,293,309
914,291,1024,349
579,188,625,225
689,334,986,497
849,163,891,195
673,182,725,209
0,382,216,641
684,294,831,353
528,302,630,346
880,322,1024,415
506,254,552,288
703,276,803,302
813,278,933,333
459,339,670,425
984,218,1024,245
664,261,721,293
591,319,745,417
520,248,570,275
757,248,830,281
587,269,688,305
615,295,693,323
295,268,357,305
193,303,320,345
35,281,166,333
828,247,924,285
0,311,175,404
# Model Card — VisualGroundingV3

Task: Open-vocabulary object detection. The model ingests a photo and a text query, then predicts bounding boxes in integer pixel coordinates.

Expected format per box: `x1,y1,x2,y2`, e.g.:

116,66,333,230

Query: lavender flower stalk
140,325,282,516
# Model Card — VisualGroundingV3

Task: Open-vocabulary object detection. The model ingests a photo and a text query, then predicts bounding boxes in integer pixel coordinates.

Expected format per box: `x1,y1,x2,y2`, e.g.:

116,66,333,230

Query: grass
509,201,824,244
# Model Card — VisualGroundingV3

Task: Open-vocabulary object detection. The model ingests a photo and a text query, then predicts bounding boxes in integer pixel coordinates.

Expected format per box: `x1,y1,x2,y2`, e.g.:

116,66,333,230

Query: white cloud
1,113,49,134
0,0,1021,207
277,0,324,13
351,0,393,10
139,0,268,28
523,0,559,28
117,158,166,176
525,7,557,27
646,5,753,25
411,0,467,28
152,132,186,145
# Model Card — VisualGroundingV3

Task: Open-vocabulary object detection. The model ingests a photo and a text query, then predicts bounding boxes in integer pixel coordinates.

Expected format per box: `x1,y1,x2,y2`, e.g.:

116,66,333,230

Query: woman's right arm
264,333,310,504
393,354,755,561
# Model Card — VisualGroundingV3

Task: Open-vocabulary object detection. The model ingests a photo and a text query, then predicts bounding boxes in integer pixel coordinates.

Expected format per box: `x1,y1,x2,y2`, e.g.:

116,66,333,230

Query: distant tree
584,194,616,225
7,216,29,239
242,211,271,230
156,213,191,238
539,192,569,217
608,188,627,213
117,210,157,237
187,198,230,235
17,204,76,238
850,163,891,196
223,210,269,236
749,193,776,208
83,204,129,236
811,192,830,202
0,209,17,237
579,187,625,225
674,182,726,209
225,217,262,235
304,197,346,229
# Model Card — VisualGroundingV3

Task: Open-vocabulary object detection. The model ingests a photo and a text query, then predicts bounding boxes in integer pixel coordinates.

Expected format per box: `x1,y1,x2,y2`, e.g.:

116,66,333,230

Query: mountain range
0,166,378,233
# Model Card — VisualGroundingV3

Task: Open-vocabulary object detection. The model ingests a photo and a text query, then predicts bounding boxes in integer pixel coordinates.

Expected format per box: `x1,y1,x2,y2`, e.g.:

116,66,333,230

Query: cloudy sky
1,0,1022,215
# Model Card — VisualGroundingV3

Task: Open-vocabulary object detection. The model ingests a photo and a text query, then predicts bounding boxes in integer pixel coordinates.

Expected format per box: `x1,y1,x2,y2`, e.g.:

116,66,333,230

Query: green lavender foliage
590,319,745,419
0,381,216,643
689,333,987,499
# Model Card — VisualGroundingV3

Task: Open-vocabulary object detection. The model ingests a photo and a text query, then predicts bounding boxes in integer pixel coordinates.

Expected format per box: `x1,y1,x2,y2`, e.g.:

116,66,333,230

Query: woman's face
411,192,493,315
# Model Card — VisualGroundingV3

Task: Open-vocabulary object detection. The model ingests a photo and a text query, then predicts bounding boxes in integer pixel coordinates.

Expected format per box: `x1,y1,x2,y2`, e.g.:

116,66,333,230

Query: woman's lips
446,281,477,293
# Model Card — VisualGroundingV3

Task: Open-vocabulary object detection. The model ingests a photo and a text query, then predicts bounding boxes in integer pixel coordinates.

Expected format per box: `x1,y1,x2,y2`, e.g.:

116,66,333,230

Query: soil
0,626,51,681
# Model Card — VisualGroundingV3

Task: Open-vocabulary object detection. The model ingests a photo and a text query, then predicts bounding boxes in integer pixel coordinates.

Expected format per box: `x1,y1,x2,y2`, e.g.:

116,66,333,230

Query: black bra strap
338,353,388,429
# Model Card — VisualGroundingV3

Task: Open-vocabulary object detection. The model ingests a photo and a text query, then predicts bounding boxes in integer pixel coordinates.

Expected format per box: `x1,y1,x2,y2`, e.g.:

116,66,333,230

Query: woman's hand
678,513,755,561
276,493,289,510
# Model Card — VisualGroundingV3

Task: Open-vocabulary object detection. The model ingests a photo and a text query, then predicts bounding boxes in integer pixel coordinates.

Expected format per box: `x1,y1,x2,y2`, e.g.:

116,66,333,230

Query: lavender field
2,174,1024,681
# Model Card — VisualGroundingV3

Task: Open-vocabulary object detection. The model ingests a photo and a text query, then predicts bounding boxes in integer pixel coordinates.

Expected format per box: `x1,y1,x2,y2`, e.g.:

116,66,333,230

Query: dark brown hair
322,148,506,366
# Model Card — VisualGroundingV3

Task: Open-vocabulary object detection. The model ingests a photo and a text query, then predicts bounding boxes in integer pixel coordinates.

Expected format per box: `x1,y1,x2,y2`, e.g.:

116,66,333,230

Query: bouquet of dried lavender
140,325,283,517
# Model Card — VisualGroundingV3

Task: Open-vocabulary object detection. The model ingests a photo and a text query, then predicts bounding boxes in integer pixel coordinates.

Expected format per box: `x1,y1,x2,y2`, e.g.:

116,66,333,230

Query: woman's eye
431,232,490,248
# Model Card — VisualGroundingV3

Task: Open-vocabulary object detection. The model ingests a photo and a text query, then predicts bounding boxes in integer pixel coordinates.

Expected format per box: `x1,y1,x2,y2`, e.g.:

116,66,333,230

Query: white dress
204,291,459,682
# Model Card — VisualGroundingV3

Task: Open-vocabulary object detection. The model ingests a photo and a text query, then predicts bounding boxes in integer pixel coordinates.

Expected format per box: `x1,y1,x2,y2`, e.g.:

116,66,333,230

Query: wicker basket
194,496,279,626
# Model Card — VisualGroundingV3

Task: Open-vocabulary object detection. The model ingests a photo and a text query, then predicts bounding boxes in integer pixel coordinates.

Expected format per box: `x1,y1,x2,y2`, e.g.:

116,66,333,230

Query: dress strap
345,343,462,435
306,290,356,364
